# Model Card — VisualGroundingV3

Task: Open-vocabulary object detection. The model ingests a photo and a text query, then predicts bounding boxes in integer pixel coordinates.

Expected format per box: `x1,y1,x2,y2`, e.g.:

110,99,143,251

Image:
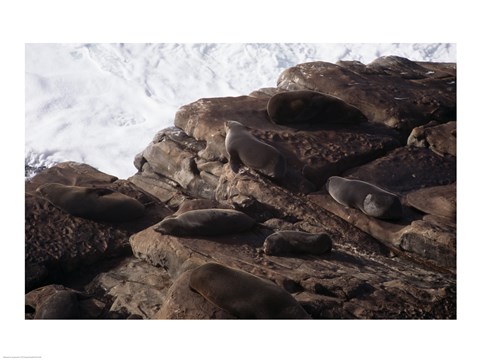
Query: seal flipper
228,151,242,173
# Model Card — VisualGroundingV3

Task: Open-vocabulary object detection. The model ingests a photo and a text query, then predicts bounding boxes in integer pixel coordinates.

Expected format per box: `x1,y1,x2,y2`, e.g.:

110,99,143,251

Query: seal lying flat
224,120,286,179
263,231,332,256
189,263,311,319
267,90,367,125
36,183,145,222
35,290,80,319
325,176,403,220
154,208,256,236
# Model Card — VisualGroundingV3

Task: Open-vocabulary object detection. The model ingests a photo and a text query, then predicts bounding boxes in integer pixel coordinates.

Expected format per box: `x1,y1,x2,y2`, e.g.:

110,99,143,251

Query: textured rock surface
277,56,456,134
134,97,401,193
406,183,456,220
25,162,172,292
407,121,456,156
26,56,456,319
84,257,172,319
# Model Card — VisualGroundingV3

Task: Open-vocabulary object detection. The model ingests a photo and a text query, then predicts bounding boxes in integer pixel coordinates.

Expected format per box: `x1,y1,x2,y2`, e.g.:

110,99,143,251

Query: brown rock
85,257,172,319
406,183,456,220
25,162,172,292
165,96,401,191
277,56,456,133
344,146,456,194
27,57,456,319
407,121,456,156
130,159,455,318
398,217,456,269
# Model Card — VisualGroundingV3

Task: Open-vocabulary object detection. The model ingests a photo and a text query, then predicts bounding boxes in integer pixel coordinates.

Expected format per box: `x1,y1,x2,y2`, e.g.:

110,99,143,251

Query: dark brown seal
326,176,403,220
154,208,256,236
36,183,145,222
267,90,367,125
189,263,311,319
34,290,80,319
263,230,332,256
224,120,286,179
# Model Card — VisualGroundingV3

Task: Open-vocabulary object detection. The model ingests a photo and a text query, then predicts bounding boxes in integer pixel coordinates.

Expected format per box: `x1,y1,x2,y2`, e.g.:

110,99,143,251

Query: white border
2,1,477,359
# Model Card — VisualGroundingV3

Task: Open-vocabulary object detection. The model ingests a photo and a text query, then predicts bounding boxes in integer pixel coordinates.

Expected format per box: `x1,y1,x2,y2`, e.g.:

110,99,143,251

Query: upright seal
189,262,311,319
224,120,286,179
325,176,403,220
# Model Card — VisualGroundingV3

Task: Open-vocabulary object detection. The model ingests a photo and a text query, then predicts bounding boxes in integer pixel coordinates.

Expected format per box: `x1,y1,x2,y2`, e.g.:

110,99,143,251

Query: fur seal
189,263,311,319
36,183,145,222
263,230,332,256
34,290,80,319
224,120,286,179
325,176,403,220
267,90,367,125
154,208,256,236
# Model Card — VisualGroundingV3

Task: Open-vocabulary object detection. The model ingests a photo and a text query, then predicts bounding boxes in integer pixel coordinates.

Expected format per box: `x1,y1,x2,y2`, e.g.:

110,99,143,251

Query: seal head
224,120,286,179
326,176,403,220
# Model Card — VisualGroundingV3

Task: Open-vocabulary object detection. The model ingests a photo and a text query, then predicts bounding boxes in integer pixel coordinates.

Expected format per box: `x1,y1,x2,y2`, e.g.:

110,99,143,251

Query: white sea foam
25,43,456,179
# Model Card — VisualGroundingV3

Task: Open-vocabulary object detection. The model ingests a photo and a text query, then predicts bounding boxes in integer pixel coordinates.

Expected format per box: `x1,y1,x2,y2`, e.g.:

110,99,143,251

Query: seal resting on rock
224,120,286,179
267,90,368,125
325,176,403,220
34,290,80,319
189,263,311,319
36,183,145,222
263,230,332,256
154,208,256,236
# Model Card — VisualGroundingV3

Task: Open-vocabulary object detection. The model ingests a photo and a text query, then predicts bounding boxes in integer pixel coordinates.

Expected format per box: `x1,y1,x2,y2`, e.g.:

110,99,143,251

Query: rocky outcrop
25,162,172,292
277,57,456,134
25,56,456,319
